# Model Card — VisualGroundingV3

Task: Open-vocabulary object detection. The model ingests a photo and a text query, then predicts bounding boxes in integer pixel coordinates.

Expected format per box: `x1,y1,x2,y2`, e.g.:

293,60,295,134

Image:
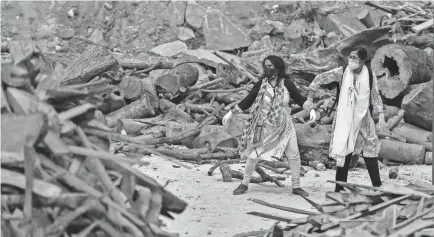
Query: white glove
222,110,233,126
309,109,317,122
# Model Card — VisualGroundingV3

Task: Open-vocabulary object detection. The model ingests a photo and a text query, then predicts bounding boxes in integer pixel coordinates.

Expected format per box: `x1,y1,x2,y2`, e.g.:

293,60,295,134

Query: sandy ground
135,155,433,237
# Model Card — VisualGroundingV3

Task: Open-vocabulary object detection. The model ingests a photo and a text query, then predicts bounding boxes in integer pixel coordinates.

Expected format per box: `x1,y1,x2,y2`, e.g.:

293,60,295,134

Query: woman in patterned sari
222,55,314,196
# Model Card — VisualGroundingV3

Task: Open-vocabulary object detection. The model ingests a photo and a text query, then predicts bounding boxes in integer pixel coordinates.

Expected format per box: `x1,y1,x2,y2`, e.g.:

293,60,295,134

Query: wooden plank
412,19,434,33
252,199,319,215
1,168,62,198
320,194,412,231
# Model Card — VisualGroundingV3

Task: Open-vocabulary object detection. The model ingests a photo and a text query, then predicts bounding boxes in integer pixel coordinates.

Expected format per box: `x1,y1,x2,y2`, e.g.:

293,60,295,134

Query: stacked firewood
1,42,187,237
236,180,434,237
356,1,433,168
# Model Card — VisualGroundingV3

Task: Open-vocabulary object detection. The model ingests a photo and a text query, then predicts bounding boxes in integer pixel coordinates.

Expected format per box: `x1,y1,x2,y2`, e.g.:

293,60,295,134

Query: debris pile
0,2,432,183
1,42,187,237
237,180,434,237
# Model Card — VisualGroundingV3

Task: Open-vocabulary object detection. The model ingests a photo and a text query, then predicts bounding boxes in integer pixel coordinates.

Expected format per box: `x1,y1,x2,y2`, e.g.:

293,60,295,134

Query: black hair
262,55,286,79
348,47,368,62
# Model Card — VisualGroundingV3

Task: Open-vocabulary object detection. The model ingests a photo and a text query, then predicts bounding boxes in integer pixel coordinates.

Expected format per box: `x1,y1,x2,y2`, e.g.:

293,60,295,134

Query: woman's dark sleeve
237,80,262,111
284,78,306,108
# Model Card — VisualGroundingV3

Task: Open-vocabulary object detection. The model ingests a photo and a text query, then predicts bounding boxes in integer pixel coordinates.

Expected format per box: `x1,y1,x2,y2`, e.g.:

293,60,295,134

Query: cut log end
357,9,375,28
371,44,433,100
377,76,407,99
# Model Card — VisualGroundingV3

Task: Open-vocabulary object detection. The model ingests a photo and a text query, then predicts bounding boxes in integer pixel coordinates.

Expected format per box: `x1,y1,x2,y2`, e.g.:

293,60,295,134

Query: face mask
347,60,360,70
264,68,278,78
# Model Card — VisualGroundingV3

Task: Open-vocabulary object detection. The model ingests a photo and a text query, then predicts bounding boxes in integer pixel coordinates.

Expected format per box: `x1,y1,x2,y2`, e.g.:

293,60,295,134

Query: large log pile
1,42,187,237
243,180,434,237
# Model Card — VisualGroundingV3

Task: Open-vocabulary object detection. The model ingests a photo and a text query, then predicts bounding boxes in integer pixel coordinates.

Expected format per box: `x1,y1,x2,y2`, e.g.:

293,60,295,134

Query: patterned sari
239,78,295,161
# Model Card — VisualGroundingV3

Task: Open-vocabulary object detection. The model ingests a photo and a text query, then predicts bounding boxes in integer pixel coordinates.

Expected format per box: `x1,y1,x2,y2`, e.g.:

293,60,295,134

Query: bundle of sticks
1,41,187,237
237,180,434,237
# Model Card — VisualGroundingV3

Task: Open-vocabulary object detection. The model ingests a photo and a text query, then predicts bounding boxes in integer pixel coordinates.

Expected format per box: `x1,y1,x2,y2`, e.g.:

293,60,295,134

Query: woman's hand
303,98,314,112
222,110,233,126
376,113,385,132
309,109,317,122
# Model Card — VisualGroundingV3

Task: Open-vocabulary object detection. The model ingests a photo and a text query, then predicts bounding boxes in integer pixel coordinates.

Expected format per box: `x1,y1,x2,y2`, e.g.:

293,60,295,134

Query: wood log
192,125,238,151
204,89,249,105
294,123,333,167
1,168,62,198
228,166,286,183
61,45,119,86
401,80,433,131
181,103,215,113
377,131,406,143
335,26,392,58
405,34,434,49
99,87,126,115
378,139,425,164
1,193,88,210
371,44,433,99
392,122,432,151
220,163,233,182
357,9,376,28
383,105,401,121
224,113,249,137
155,64,199,98
117,76,146,101
387,109,405,130
412,19,434,33
116,119,146,136
425,152,432,165
104,94,155,127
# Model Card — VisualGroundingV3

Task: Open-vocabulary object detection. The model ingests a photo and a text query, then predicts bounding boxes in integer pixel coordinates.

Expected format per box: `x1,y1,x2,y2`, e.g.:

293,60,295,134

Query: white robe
330,65,371,166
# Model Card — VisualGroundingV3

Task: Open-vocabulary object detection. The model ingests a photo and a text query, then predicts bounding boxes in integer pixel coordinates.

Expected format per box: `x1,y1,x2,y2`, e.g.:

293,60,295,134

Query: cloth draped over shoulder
308,65,384,162
234,77,307,160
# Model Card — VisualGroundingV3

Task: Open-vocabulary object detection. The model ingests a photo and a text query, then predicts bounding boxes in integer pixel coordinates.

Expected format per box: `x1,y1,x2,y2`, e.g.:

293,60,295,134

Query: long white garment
330,65,371,166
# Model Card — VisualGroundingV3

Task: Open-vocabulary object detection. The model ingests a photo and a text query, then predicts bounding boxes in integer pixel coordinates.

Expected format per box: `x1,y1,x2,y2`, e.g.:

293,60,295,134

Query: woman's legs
233,151,260,195
334,154,382,192
241,158,260,186
285,135,301,188
364,157,382,187
334,153,352,192
285,133,309,196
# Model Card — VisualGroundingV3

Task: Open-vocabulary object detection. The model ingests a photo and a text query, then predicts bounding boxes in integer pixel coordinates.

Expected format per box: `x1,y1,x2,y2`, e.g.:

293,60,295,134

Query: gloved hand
222,110,233,126
309,109,317,122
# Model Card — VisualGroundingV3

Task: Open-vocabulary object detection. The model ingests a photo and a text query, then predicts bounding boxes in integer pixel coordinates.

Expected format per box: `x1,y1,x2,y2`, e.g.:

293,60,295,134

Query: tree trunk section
383,105,401,121
294,123,334,168
401,80,433,131
371,44,433,99
378,139,425,164
425,152,432,165
391,122,432,151
204,90,249,105
116,119,146,136
105,94,155,127
61,45,119,86
357,9,376,28
335,26,392,58
155,64,199,98
117,76,146,101
220,163,233,182
192,125,238,151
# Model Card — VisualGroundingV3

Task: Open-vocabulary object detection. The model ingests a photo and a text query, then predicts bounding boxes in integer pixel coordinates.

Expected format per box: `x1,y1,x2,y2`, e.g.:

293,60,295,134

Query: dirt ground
135,155,432,237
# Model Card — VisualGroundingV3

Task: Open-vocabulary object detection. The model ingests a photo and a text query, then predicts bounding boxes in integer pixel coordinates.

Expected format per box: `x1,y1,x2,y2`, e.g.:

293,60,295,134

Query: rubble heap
240,180,434,237
1,42,187,237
